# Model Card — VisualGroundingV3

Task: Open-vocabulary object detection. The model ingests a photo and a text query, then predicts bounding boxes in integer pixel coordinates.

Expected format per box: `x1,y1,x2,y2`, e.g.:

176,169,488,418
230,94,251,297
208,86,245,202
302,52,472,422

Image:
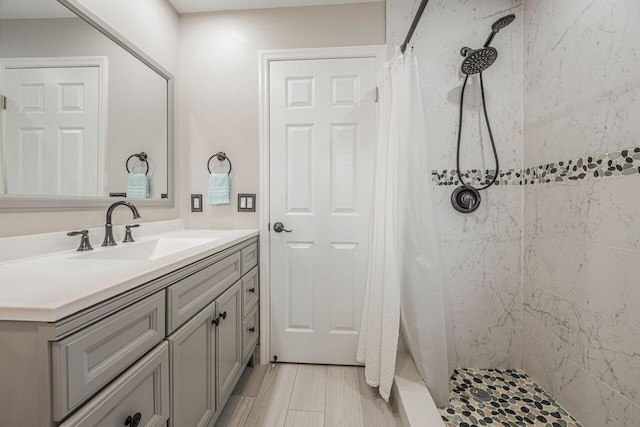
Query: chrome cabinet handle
273,222,292,233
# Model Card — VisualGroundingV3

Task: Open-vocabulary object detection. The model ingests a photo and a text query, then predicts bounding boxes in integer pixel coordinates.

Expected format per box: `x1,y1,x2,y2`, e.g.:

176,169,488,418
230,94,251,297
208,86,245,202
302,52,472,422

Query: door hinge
374,87,379,103
0,95,6,110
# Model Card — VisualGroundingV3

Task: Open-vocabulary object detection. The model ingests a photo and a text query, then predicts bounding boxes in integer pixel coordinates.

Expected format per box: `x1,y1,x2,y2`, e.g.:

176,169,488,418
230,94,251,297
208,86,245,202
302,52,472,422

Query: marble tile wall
523,0,640,425
389,0,640,423
387,0,524,369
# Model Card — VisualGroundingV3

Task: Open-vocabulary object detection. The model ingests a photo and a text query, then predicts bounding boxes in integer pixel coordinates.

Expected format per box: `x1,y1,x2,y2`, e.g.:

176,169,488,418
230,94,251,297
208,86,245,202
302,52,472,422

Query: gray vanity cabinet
0,236,258,427
215,280,243,407
168,301,217,427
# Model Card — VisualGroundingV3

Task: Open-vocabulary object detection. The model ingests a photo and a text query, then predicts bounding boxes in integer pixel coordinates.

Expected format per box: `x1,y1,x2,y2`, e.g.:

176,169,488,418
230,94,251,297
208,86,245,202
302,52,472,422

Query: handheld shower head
491,14,516,31
484,13,516,47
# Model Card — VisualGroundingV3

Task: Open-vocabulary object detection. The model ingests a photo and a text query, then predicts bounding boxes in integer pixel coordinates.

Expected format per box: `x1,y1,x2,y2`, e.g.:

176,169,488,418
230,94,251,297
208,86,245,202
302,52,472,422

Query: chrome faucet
102,201,141,246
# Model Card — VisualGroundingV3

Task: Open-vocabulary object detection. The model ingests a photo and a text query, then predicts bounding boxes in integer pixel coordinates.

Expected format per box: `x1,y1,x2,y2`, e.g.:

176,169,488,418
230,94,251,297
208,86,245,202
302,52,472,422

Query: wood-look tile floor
215,363,401,427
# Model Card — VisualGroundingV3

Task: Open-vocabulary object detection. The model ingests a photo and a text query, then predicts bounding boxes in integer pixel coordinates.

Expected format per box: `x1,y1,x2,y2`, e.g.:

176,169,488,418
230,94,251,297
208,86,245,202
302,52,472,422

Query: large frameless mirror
0,0,174,209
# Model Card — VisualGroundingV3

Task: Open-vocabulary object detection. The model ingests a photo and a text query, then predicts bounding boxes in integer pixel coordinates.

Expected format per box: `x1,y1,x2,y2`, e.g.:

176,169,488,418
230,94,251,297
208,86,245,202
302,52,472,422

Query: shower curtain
357,49,451,406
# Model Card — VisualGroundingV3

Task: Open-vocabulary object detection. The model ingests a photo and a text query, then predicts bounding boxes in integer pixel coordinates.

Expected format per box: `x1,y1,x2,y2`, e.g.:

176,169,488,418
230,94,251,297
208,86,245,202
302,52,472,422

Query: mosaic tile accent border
440,368,582,427
432,146,640,186
432,169,523,186
523,147,640,185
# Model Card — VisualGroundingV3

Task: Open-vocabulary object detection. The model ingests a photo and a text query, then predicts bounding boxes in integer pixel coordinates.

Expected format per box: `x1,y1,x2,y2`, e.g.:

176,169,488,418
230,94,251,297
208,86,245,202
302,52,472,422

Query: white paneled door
2,65,102,196
269,57,377,365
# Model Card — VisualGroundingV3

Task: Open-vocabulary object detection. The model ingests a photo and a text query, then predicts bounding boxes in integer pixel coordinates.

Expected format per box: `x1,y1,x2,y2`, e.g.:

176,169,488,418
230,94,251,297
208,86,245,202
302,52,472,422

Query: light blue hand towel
126,173,149,199
208,173,230,205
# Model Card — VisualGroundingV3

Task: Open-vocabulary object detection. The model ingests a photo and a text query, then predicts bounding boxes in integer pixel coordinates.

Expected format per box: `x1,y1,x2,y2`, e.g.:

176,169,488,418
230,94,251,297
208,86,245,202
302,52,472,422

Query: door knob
273,222,292,233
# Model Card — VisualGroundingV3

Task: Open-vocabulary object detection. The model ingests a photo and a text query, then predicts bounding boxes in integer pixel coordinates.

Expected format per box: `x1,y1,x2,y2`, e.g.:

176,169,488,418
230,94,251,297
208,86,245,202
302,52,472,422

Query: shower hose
455,72,500,190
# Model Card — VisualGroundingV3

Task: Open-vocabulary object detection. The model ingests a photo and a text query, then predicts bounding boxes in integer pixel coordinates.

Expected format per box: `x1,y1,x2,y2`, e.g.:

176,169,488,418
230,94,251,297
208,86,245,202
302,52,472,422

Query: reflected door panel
3,65,102,196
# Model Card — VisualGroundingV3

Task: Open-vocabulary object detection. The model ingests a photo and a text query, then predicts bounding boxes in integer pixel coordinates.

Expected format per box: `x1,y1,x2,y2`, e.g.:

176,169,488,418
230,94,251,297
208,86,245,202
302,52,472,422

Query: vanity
0,222,260,427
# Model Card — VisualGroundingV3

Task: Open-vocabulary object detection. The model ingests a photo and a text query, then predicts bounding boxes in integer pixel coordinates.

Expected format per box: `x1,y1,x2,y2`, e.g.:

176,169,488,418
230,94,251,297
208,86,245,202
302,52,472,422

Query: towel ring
207,152,232,175
126,152,149,175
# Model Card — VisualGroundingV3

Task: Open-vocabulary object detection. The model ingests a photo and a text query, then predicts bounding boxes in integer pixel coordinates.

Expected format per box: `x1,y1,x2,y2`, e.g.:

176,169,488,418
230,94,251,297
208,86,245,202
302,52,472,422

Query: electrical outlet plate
237,194,256,212
191,194,203,212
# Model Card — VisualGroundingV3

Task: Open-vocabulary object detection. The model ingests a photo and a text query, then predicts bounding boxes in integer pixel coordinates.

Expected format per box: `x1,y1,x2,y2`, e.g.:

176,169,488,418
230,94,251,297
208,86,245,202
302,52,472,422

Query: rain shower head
460,47,498,75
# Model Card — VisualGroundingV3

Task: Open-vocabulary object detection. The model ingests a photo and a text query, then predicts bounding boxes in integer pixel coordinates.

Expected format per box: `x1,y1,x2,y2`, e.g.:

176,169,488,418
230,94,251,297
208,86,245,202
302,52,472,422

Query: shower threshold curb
393,352,446,427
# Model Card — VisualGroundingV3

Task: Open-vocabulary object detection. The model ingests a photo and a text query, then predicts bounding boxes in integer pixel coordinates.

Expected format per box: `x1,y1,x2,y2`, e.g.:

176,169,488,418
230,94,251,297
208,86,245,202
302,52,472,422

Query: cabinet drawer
242,305,259,362
241,266,259,317
240,243,258,275
167,252,241,334
52,292,165,421
61,342,170,427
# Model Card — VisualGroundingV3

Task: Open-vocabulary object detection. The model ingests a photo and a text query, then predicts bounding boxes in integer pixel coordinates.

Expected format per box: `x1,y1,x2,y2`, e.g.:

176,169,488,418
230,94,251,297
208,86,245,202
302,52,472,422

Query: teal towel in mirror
208,173,230,205
126,173,149,199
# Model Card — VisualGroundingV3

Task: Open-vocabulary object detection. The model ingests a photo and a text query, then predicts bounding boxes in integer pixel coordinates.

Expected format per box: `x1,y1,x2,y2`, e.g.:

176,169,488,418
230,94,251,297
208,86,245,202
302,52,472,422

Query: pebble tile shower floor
440,368,582,427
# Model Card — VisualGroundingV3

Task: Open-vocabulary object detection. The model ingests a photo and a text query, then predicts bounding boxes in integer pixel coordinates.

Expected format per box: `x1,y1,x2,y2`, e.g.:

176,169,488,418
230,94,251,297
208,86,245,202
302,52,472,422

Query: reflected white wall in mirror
0,0,170,201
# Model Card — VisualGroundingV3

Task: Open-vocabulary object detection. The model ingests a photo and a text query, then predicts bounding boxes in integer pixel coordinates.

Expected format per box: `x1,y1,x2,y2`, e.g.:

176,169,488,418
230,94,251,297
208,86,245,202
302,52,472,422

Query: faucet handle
67,230,93,252
123,224,141,243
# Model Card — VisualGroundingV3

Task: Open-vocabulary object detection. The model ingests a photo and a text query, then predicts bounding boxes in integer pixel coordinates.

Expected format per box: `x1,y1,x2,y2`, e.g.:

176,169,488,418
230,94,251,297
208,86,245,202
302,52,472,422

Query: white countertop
0,223,258,322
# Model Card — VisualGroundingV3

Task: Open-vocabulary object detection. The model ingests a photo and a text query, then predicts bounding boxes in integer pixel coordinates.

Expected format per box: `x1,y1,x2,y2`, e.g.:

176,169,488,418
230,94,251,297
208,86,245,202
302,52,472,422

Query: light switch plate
191,194,203,212
237,193,256,212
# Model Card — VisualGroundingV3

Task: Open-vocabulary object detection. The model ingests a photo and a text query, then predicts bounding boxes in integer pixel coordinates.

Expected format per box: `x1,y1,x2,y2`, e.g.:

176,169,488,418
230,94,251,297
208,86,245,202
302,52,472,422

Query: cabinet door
168,302,216,427
60,342,170,427
216,280,242,405
242,304,259,362
241,266,259,318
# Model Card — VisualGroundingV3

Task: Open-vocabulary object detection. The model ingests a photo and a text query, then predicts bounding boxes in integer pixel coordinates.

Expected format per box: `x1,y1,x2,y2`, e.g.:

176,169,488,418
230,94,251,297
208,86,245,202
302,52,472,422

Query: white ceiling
168,0,381,14
0,0,75,19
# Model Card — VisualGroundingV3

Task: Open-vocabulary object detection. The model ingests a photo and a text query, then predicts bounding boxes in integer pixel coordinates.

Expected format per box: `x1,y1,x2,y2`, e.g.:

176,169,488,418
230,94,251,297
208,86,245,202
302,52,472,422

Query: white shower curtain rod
400,0,431,53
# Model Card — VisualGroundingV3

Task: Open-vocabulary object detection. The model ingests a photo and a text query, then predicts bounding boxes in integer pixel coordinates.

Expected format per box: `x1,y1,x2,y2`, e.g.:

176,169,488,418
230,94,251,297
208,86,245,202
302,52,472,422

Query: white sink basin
73,237,218,261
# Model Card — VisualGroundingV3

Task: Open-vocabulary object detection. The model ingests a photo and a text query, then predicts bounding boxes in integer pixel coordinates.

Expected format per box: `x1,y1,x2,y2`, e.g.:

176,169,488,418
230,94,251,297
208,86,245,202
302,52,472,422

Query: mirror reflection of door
1,58,106,196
